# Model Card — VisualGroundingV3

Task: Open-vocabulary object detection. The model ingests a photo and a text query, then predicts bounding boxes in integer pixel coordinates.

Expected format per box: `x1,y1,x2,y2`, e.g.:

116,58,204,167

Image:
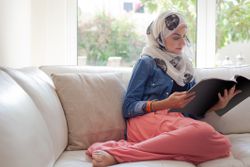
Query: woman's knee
193,122,231,146
191,122,216,138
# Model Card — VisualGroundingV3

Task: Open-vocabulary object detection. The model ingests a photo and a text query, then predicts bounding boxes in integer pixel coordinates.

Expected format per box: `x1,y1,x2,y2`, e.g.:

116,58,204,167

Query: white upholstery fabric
194,66,250,82
53,134,250,167
198,134,250,167
197,154,244,167
228,134,250,166
0,71,54,167
1,67,68,160
54,150,196,167
40,65,132,87
54,151,92,167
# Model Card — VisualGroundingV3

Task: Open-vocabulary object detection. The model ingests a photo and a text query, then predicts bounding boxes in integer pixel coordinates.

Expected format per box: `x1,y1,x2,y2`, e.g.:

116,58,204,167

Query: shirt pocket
145,71,168,95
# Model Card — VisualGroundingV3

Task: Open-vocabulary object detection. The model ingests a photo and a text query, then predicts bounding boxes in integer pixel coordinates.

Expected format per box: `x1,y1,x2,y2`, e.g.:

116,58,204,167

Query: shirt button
171,80,173,83
166,92,169,96
152,83,156,87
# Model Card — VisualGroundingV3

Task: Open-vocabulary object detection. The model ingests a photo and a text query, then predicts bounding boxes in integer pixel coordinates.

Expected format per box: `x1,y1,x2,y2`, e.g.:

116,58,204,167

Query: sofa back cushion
195,66,250,134
1,67,68,160
0,70,54,167
52,72,126,150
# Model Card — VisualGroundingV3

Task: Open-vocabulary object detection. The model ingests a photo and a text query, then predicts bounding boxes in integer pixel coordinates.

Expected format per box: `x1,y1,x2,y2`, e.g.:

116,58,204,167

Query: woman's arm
122,56,154,119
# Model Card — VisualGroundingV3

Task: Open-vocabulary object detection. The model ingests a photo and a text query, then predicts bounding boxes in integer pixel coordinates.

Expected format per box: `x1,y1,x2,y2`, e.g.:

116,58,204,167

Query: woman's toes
92,150,117,167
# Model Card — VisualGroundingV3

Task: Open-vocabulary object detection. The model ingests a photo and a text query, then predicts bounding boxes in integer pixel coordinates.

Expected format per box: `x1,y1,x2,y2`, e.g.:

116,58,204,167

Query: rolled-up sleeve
122,56,154,119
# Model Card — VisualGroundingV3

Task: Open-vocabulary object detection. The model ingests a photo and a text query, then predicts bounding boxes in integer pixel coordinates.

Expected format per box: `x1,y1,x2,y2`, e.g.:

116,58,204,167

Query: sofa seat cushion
197,154,244,167
197,133,250,167
52,73,126,150
53,134,250,167
54,150,196,167
228,133,250,166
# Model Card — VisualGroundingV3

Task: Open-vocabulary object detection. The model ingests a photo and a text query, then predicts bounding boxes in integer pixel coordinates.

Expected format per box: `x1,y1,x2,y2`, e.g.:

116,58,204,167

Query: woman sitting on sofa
87,10,240,167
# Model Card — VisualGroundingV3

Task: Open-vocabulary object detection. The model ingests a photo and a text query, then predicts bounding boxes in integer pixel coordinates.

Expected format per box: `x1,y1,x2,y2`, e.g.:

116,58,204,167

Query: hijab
141,11,194,86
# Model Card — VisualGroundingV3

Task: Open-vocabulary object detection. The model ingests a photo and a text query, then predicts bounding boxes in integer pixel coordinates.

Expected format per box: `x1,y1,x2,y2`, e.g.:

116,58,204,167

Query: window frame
72,0,219,68
196,0,216,68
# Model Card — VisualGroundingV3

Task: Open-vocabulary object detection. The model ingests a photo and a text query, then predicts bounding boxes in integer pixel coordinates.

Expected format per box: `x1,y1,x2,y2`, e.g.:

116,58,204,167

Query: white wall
31,0,77,66
0,0,31,67
0,0,77,68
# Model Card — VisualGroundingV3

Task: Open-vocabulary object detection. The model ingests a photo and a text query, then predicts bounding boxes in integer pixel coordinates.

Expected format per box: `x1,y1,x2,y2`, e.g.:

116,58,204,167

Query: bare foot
92,150,117,167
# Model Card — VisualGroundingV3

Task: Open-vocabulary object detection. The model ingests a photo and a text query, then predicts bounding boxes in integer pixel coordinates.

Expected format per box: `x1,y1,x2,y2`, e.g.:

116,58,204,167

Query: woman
87,11,240,167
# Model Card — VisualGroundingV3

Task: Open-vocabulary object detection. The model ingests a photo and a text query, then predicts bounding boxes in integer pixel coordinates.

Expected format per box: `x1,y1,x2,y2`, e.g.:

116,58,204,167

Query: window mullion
197,0,216,68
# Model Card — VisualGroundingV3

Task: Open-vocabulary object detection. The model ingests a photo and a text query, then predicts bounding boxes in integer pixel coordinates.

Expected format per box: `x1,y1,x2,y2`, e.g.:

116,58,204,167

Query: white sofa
0,65,250,167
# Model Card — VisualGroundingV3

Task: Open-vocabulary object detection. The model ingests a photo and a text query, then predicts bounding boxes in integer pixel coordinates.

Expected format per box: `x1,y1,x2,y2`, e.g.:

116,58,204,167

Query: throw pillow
52,72,126,150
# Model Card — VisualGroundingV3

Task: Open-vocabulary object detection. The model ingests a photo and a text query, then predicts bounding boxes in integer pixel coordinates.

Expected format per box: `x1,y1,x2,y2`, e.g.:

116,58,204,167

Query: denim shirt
122,55,196,119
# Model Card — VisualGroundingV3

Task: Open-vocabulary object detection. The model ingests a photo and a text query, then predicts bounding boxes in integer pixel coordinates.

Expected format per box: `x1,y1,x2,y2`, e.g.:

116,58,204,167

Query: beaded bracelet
150,100,154,112
146,101,152,113
146,101,155,113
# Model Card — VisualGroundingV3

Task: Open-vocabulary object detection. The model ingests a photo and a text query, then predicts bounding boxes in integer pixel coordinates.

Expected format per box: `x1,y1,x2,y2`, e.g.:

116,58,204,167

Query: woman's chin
174,50,182,55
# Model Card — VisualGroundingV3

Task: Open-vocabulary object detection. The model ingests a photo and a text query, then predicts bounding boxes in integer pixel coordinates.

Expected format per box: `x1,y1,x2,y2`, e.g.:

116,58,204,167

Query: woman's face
164,25,187,55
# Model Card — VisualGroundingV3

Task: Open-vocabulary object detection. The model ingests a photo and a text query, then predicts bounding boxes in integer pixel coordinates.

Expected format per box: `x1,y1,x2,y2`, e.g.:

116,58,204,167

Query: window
77,0,249,68
195,0,250,67
215,0,250,67
123,2,133,12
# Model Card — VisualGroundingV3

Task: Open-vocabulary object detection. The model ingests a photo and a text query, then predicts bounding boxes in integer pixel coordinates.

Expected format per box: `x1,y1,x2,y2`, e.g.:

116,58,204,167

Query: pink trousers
87,110,231,165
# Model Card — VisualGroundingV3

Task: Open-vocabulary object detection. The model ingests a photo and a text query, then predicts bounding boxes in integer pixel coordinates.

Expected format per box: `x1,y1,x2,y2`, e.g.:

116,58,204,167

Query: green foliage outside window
216,0,250,49
78,12,144,66
78,0,250,66
141,0,250,50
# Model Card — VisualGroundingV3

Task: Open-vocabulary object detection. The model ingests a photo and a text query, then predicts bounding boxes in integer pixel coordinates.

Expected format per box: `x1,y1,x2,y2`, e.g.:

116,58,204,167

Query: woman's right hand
151,91,195,111
163,91,195,109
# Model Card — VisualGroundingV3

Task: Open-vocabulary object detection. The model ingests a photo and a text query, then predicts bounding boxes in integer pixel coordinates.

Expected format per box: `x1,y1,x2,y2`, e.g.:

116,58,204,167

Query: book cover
170,75,250,119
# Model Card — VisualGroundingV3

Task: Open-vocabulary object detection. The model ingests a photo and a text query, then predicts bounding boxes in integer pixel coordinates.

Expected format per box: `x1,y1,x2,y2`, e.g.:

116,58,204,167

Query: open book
170,75,250,119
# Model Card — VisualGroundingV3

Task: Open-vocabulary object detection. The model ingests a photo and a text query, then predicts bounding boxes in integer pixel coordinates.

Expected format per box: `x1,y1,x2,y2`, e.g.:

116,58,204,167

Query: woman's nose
180,38,186,47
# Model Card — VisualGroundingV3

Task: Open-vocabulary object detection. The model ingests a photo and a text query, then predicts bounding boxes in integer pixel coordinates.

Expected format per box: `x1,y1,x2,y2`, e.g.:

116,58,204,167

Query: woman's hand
209,85,241,112
157,91,195,109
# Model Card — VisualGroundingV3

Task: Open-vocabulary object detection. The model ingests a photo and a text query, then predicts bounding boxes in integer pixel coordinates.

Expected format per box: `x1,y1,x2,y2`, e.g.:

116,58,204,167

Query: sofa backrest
40,65,132,87
40,65,250,135
1,67,68,161
194,66,250,82
0,70,55,167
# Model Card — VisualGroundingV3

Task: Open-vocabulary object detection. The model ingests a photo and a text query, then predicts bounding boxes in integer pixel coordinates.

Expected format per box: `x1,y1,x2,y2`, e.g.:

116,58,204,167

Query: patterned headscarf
141,11,194,86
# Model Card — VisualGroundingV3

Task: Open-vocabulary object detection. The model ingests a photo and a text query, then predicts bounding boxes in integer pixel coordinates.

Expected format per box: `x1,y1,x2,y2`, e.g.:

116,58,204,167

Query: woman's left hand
209,85,242,112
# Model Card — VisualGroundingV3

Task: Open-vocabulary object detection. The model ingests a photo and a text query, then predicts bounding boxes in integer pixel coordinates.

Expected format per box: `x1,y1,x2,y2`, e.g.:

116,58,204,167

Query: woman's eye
172,35,186,41
173,37,180,40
